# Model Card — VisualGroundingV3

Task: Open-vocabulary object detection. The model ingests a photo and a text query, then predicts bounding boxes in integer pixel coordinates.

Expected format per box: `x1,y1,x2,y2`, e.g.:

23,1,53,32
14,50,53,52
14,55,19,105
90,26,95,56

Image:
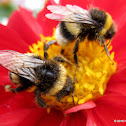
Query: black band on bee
89,8,107,29
60,22,76,41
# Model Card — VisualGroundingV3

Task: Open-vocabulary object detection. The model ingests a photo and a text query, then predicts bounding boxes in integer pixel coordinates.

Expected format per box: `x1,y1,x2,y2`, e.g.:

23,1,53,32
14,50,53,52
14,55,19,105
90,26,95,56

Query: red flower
0,0,126,126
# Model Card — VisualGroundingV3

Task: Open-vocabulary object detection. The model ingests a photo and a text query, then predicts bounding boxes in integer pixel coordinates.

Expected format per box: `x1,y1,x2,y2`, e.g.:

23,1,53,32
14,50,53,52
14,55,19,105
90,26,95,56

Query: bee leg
56,84,72,102
61,48,65,54
10,84,33,93
73,39,80,65
57,76,75,106
99,36,114,63
47,40,57,46
73,38,83,82
72,89,75,106
57,93,62,102
35,89,53,108
35,89,47,107
44,43,49,59
53,55,72,65
71,81,75,106
73,37,84,65
44,40,57,59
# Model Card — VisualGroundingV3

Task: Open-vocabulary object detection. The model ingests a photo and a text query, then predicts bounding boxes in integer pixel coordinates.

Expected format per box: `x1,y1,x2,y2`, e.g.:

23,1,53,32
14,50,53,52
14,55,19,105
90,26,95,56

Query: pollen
29,30,116,111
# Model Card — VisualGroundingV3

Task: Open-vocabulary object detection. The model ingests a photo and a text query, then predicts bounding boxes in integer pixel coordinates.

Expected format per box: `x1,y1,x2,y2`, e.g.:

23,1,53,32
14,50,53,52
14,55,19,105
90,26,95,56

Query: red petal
112,27,126,63
0,68,10,86
59,0,91,9
0,86,36,109
7,7,43,45
95,94,126,113
17,108,46,126
87,94,126,126
8,92,37,110
0,86,14,105
64,101,96,114
38,108,64,126
114,47,126,65
37,0,58,36
86,114,95,126
60,111,86,126
0,105,12,115
0,109,33,126
0,24,28,52
0,86,48,126
106,67,126,96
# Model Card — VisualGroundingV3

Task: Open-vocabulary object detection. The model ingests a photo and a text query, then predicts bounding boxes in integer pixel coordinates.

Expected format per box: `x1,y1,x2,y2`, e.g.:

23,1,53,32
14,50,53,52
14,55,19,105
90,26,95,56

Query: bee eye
104,24,116,39
104,28,116,39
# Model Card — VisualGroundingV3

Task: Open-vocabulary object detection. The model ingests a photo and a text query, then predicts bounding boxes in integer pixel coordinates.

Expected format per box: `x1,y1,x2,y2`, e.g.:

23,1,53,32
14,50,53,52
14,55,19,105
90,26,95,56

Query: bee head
104,24,116,39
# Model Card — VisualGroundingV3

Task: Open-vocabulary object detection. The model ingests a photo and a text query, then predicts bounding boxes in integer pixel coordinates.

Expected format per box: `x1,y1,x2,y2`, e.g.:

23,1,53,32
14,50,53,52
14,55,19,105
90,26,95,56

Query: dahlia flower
0,0,126,126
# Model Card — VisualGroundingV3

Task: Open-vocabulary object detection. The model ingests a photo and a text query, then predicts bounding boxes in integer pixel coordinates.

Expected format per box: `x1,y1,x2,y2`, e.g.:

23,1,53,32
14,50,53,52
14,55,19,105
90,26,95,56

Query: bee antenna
72,91,75,106
101,39,111,53
104,43,114,65
72,80,75,106
43,42,49,59
43,40,57,59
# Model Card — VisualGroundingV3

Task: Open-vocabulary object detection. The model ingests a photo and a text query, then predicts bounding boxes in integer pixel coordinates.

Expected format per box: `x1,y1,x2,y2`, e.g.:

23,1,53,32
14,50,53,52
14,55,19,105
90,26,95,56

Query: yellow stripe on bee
100,13,113,35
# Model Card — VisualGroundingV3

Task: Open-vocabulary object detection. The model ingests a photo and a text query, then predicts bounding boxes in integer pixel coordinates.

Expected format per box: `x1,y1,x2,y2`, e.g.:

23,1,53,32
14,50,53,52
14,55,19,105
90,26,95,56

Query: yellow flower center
28,30,116,111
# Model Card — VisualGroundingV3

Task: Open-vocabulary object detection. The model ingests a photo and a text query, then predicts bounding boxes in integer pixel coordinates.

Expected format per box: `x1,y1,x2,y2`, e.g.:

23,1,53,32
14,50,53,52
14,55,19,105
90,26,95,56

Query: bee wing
46,5,96,25
0,50,45,82
47,5,73,15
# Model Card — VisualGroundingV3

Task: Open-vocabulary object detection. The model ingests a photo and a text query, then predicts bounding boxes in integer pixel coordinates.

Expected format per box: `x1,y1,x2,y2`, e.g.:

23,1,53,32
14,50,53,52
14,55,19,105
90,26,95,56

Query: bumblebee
46,4,116,64
0,48,74,107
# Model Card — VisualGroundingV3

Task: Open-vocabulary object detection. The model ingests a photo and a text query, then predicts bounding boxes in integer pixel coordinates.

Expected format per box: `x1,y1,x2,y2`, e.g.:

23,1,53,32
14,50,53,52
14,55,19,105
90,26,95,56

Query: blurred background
0,0,59,25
